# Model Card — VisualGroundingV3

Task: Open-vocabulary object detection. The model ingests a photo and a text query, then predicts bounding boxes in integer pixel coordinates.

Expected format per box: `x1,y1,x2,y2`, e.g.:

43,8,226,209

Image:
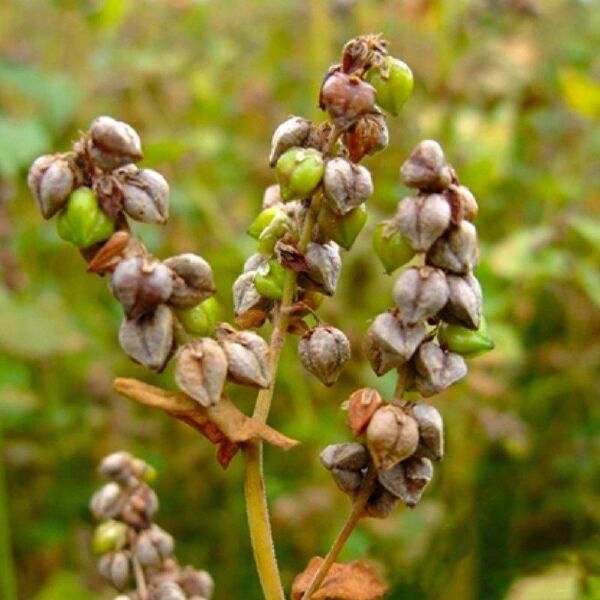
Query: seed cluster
321,140,493,515
90,452,214,600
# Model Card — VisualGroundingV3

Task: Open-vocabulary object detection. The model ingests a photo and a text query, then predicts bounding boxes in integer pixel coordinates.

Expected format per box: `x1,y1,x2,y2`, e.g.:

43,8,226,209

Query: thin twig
132,554,149,600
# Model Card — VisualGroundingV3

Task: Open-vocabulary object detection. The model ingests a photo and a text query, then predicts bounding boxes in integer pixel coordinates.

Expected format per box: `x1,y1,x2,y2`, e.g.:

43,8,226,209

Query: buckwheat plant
27,35,492,600
91,452,214,600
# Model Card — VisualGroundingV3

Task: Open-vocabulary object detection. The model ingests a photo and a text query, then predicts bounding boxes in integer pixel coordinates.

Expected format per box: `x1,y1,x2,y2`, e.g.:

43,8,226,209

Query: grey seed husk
119,305,174,371
90,482,127,519
268,116,312,167
178,567,214,599
426,220,479,274
331,468,363,495
243,253,269,274
411,403,444,461
365,484,399,519
298,325,350,386
366,405,420,471
163,254,215,310
112,257,174,319
302,241,342,296
323,157,373,215
319,443,370,471
262,184,284,209
364,311,427,376
174,339,228,408
98,551,131,591
28,154,75,219
89,116,143,171
232,272,264,315
216,325,271,388
134,525,174,567
121,168,170,224
99,451,134,480
440,272,482,330
378,456,433,508
399,139,452,192
150,581,186,600
396,194,451,252
456,185,478,221
414,342,468,397
392,266,449,323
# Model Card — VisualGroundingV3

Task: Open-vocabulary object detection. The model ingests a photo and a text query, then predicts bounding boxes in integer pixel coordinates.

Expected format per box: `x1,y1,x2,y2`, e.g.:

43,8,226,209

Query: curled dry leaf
347,388,384,436
292,557,388,600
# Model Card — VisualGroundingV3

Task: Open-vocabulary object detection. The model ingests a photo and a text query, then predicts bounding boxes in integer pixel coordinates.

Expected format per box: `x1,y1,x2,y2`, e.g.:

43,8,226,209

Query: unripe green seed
247,207,281,239
438,317,494,358
257,212,292,255
275,147,324,202
366,57,414,116
372,220,414,274
317,204,367,250
176,297,220,337
56,188,115,248
93,520,128,555
254,259,285,300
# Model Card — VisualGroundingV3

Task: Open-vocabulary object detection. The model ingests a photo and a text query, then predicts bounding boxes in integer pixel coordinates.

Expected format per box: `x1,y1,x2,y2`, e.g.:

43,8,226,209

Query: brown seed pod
411,403,444,461
89,482,127,520
377,456,433,508
330,467,364,496
121,167,170,224
347,388,384,436
174,338,228,408
298,324,350,386
163,254,216,310
426,220,479,274
396,194,451,252
323,157,373,215
366,405,419,471
319,443,370,471
365,484,399,519
392,266,449,323
133,525,174,567
28,154,76,219
177,568,215,599
97,551,131,591
301,241,342,296
414,342,468,397
88,115,143,171
344,112,389,162
232,272,268,316
399,139,453,192
440,272,482,330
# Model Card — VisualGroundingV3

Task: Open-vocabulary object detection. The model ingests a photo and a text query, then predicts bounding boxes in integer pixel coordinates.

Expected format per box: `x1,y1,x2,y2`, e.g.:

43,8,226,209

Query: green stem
301,466,378,600
0,427,17,600
243,205,318,600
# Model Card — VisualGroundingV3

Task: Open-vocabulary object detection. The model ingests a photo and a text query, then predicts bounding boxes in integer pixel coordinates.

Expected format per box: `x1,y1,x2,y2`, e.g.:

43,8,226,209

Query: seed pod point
319,443,370,471
174,338,228,408
28,154,76,219
347,388,384,436
372,220,414,274
269,116,312,167
365,56,414,116
440,272,483,330
301,241,341,296
377,456,433,507
121,168,170,224
396,194,451,252
275,147,324,202
414,342,468,397
400,140,452,192
366,405,420,471
426,220,479,274
323,157,373,215
411,403,444,461
438,317,494,358
56,188,115,248
89,115,143,171
298,324,351,386
163,254,215,310
392,266,449,323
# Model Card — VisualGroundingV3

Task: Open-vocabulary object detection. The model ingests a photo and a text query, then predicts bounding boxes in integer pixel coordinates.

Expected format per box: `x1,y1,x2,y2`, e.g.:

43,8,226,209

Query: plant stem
301,466,378,600
132,554,149,600
243,206,318,600
0,427,17,600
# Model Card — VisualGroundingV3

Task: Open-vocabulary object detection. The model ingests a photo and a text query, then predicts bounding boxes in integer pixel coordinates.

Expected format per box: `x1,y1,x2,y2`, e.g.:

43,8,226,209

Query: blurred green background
1,0,600,598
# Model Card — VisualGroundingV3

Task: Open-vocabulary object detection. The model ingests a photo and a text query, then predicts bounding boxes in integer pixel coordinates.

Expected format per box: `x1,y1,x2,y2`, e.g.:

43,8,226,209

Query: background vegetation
1,0,600,598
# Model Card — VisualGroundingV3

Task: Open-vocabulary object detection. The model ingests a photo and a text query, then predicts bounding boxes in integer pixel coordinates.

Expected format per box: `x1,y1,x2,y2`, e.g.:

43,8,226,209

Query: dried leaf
292,557,388,600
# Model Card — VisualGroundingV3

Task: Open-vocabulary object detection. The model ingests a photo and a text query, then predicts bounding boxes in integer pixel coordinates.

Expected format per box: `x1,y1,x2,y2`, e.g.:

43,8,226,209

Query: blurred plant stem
0,427,17,600
243,204,318,600
301,466,378,600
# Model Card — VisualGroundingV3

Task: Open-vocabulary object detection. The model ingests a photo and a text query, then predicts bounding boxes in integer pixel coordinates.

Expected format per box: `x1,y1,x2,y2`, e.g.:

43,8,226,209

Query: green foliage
1,0,600,599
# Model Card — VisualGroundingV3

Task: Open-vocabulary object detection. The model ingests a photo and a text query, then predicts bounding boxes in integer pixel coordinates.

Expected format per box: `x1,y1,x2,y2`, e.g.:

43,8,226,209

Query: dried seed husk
300,241,341,296
396,194,451,252
121,168,170,224
411,403,444,461
174,338,228,408
119,305,174,371
399,139,452,192
426,220,479,274
243,253,269,274
331,467,364,495
347,388,384,436
456,185,478,221
319,443,370,471
298,325,351,386
163,254,215,310
233,271,265,316
216,324,271,388
269,116,313,167
366,405,419,471
365,484,399,519
440,272,482,330
364,311,426,375
150,581,186,600
392,266,449,323
414,341,468,397
372,219,414,274
97,551,131,591
112,257,174,319
276,147,324,202
133,525,174,567
377,456,433,508
89,115,143,171
28,154,76,219
344,111,389,162
323,157,373,215
90,482,127,520
177,568,214,599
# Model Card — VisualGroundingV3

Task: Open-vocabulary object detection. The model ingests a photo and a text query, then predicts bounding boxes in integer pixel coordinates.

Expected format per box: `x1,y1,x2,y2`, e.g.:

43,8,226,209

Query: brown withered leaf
291,557,388,600
235,308,269,330
87,231,131,273
113,378,300,468
275,241,309,273
348,388,384,437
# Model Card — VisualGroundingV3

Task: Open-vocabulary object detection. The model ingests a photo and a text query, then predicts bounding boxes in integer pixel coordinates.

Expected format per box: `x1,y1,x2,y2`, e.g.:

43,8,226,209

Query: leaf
574,260,600,310
34,571,95,600
291,557,388,600
0,116,50,177
559,68,600,119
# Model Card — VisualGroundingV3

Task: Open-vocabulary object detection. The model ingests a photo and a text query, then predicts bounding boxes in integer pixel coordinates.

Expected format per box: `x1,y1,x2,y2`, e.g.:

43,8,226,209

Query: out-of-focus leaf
34,571,94,600
559,68,600,119
505,566,578,600
86,0,129,31
574,260,600,309
566,215,600,254
0,117,50,177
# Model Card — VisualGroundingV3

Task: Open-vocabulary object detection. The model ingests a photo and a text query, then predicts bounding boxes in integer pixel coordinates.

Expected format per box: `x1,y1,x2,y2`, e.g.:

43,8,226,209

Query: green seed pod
275,147,324,202
176,297,220,337
366,57,414,116
257,212,292,255
93,520,129,556
254,259,285,300
247,207,281,239
437,318,494,358
372,220,414,274
317,204,367,250
56,188,115,248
